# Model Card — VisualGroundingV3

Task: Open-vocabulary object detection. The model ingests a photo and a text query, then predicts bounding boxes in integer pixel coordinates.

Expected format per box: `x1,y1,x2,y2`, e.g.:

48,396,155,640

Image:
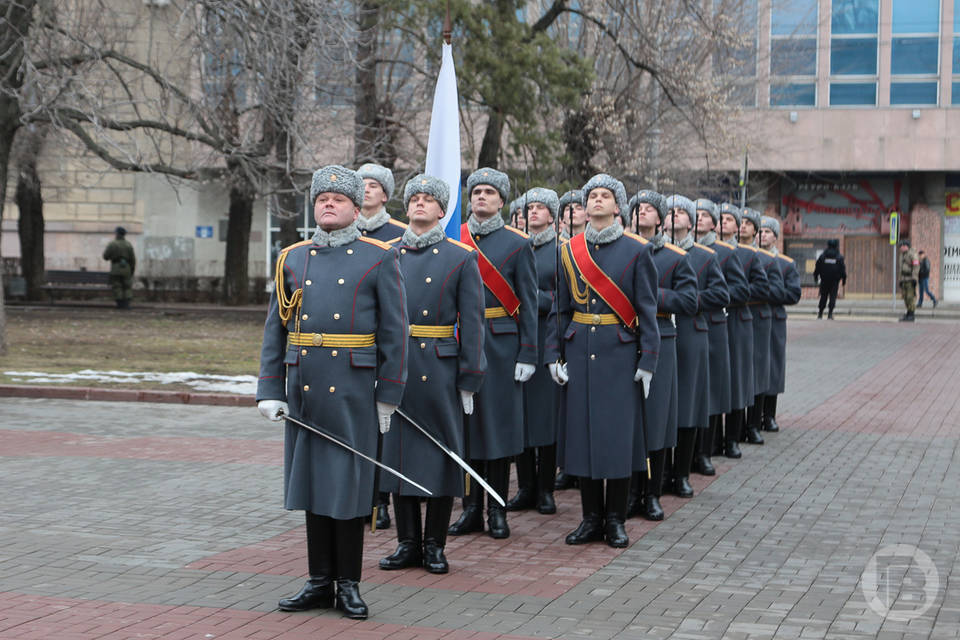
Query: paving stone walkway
1,316,958,639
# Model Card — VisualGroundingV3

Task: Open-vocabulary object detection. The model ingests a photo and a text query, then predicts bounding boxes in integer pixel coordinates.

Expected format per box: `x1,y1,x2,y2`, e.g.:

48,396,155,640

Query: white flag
424,42,462,240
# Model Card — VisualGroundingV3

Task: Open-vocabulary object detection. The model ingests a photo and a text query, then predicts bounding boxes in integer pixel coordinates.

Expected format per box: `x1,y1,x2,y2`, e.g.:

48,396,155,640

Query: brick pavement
1,317,959,638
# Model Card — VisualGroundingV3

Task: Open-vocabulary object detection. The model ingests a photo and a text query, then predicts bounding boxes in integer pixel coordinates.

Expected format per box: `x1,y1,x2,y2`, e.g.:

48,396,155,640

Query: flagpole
444,0,451,44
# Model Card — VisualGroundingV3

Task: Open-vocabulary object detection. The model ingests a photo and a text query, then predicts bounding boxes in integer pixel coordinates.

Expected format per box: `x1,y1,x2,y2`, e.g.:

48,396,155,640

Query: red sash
460,224,522,319
568,233,638,328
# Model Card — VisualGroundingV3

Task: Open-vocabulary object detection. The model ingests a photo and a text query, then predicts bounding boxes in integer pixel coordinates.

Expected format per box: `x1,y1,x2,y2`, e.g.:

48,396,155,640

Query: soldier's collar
466,212,504,236
312,221,361,248
698,231,717,246
356,208,391,232
400,223,446,249
649,231,666,251
584,221,623,245
529,225,556,247
765,245,779,256
668,233,694,250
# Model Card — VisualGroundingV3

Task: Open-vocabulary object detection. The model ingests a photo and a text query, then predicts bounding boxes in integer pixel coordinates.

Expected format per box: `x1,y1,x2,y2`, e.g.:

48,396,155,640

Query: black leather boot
565,478,605,544
762,395,780,432
626,471,644,518
724,410,743,458
375,492,391,530
537,444,557,514
486,457,510,538
333,517,367,619
279,512,335,611
671,429,696,498
505,448,538,511
379,495,422,570
448,461,484,535
745,398,765,445
604,478,630,548
643,450,665,521
692,423,716,476
423,496,453,574
555,470,577,490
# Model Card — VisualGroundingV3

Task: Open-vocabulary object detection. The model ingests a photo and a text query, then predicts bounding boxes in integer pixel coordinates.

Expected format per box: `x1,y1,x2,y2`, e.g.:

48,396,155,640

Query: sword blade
396,408,506,507
283,413,433,496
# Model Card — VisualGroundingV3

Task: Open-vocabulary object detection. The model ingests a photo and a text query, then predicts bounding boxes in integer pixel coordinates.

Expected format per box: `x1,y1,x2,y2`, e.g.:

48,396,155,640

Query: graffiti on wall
781,178,905,236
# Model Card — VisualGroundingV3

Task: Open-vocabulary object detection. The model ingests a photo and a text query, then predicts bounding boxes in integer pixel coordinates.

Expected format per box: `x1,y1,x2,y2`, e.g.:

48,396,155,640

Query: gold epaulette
740,244,758,252
759,248,776,257
387,237,401,244
778,254,795,263
624,231,649,244
664,242,687,255
280,239,312,254
504,226,529,238
387,219,409,228
694,243,716,254
358,236,393,251
446,238,474,252
716,240,734,249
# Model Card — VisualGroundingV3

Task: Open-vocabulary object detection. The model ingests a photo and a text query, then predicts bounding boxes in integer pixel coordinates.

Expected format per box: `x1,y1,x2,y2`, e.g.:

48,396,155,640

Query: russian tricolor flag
424,42,462,241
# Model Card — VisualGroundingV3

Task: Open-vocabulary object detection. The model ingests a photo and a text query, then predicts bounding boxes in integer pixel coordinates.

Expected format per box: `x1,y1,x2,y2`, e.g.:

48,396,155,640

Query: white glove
633,368,653,398
514,362,536,382
257,400,288,421
376,401,397,434
548,362,568,386
460,390,475,415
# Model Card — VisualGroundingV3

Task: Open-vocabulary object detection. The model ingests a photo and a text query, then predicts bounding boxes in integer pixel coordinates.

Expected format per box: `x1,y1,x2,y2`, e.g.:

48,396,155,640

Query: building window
829,82,876,105
770,0,817,106
830,38,878,75
953,0,960,105
889,0,938,105
771,82,816,106
829,0,877,106
716,0,758,106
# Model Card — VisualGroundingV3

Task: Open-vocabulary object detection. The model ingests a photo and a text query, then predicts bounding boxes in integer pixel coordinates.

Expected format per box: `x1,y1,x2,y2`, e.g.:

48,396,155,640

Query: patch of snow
4,370,256,395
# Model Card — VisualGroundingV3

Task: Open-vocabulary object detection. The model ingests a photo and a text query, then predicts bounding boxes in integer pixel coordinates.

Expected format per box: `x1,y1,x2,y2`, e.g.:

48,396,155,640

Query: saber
395,407,506,507
283,413,433,496
371,431,384,533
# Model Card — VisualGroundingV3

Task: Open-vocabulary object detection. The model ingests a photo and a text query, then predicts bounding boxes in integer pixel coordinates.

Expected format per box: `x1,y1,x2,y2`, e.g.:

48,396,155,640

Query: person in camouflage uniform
898,239,920,322
102,226,136,309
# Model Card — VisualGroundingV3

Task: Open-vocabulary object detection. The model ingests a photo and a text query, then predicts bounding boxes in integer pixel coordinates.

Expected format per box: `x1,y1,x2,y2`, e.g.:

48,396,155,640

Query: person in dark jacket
256,165,408,620
356,163,408,243
506,187,561,515
813,239,846,319
377,175,485,575
102,226,136,309
917,250,938,308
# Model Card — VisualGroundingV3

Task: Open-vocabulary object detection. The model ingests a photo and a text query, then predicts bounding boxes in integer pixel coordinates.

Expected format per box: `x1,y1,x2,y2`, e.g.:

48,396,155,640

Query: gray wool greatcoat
545,231,659,480
643,242,699,455
750,248,784,401
361,217,408,242
462,222,538,461
524,235,559,448
257,235,408,520
768,253,802,395
381,234,487,497
729,243,768,410
676,243,730,429
704,240,746,416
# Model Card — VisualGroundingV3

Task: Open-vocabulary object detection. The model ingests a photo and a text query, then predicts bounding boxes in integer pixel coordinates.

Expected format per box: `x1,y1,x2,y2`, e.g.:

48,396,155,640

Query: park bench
40,269,112,303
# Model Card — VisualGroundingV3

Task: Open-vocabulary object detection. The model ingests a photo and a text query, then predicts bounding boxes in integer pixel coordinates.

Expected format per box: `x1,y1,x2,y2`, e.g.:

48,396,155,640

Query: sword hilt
465,474,471,496
371,505,379,533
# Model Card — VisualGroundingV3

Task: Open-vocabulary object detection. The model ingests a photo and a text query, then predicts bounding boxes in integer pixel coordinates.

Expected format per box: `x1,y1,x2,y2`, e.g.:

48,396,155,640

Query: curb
0,384,254,407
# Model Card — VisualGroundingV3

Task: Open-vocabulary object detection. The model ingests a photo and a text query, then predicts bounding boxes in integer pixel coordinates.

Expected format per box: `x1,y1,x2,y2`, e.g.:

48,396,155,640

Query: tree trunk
477,109,504,169
353,0,380,164
223,164,256,305
15,150,44,300
0,97,22,356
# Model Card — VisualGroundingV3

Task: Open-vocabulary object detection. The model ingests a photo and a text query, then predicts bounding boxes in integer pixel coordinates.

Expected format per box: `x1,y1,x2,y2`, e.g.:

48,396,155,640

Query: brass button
333,313,340,320
347,249,353,255
420,342,426,349
305,279,312,286
338,278,345,285
421,375,428,382
329,386,336,393
592,314,602,324
590,354,596,360
310,250,317,256
433,248,439,254
331,350,338,357
362,230,368,235
422,309,429,316
425,277,432,283
590,326,596,332
591,298,597,304
300,349,307,356
302,313,309,320
312,334,323,346
401,249,407,254
594,245,599,250
303,384,310,391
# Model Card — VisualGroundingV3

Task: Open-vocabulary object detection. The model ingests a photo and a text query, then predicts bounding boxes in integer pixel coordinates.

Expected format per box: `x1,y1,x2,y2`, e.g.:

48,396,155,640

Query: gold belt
410,324,455,338
485,306,509,318
572,311,619,325
657,312,671,318
288,332,376,348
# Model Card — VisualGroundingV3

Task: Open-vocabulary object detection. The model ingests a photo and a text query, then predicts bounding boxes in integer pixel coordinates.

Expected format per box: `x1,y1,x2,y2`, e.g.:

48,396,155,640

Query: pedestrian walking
813,239,845,319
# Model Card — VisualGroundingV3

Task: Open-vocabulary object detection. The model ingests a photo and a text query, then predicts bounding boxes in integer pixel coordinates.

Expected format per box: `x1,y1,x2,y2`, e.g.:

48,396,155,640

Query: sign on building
780,176,906,237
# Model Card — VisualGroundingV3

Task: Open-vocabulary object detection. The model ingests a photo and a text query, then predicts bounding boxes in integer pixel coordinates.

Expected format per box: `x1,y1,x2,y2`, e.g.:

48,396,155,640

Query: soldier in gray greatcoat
506,187,561,515
356,163,408,243
740,208,784,446
628,190,698,521
448,168,538,540
256,165,409,619
759,216,802,432
693,199,748,474
378,175,486,575
719,203,767,458
664,195,729,498
545,173,659,549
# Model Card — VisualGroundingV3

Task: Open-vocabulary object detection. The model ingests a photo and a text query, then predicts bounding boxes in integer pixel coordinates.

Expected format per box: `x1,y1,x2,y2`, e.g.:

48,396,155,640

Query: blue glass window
953,82,960,105
771,0,817,36
770,83,816,106
891,38,939,75
727,83,756,107
892,0,938,34
890,82,938,105
956,0,960,33
771,39,817,75
829,82,876,105
831,0,878,35
954,39,960,74
830,38,877,74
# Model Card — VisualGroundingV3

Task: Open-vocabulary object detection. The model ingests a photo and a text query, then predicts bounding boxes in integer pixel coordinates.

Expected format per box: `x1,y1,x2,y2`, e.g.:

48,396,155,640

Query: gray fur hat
310,165,364,208
666,195,696,223
628,189,666,223
523,187,559,219
467,167,510,204
356,163,395,200
558,189,583,213
741,207,762,231
582,174,628,216
719,202,742,226
760,215,780,238
694,198,719,226
403,174,449,214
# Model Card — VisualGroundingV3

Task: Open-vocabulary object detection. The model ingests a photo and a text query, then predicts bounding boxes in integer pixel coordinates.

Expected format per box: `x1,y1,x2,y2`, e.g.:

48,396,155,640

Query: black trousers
818,281,839,312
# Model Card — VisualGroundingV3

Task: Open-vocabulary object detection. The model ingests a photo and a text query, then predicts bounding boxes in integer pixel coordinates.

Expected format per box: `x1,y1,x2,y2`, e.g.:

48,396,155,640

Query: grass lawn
1,305,266,392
